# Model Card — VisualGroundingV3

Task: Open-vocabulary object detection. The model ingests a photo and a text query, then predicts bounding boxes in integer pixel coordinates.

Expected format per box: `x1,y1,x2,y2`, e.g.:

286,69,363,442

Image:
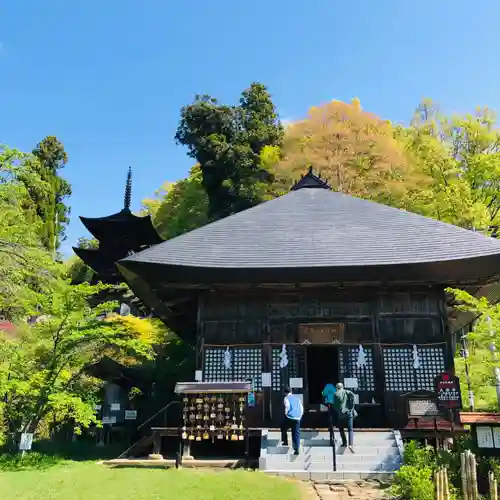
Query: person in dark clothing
332,382,357,451
280,385,304,455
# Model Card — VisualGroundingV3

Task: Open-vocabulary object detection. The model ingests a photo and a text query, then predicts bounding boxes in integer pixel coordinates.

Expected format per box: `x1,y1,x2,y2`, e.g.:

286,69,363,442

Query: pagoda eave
79,214,163,246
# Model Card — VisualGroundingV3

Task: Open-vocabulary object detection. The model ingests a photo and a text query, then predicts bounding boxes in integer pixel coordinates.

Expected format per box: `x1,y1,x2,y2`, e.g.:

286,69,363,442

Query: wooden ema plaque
298,323,345,344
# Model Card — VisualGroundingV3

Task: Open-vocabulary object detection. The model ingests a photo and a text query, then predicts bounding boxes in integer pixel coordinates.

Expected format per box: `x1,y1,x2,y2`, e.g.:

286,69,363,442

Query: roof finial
291,164,332,191
124,166,132,211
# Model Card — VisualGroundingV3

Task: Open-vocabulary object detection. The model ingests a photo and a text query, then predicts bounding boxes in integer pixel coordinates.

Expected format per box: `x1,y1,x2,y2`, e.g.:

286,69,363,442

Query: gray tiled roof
122,188,500,269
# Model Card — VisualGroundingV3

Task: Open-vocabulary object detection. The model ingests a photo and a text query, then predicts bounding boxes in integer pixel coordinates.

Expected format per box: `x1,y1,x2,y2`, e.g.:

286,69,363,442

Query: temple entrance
306,346,339,405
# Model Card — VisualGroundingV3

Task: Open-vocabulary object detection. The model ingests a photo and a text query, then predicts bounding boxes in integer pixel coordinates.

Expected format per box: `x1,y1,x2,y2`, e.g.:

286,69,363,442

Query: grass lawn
0,462,303,500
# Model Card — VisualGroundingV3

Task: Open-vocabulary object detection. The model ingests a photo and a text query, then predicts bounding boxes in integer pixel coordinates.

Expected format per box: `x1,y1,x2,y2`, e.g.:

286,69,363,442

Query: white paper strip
353,394,360,404
356,345,367,368
289,377,303,389
344,377,358,389
110,403,120,411
262,372,271,387
195,370,203,382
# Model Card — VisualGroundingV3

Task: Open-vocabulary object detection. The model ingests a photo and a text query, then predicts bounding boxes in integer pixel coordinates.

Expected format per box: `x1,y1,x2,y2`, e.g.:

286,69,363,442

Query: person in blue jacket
322,381,337,446
280,385,304,455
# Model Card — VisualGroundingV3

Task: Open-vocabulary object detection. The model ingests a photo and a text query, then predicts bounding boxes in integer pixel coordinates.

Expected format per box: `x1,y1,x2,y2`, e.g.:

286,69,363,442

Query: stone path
303,481,389,500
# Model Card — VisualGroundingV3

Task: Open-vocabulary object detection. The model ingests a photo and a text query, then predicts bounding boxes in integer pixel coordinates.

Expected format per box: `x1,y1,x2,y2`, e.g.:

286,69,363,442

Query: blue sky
1,0,499,255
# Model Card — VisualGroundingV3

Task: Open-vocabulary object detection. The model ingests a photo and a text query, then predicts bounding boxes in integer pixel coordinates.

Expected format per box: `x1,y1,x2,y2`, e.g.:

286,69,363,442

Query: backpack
346,391,355,411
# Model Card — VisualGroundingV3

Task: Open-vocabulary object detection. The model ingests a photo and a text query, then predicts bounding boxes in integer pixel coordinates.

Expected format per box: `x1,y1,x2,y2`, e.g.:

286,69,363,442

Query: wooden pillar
151,431,162,458
182,441,193,460
438,291,455,372
372,293,387,426
262,341,272,425
195,296,204,376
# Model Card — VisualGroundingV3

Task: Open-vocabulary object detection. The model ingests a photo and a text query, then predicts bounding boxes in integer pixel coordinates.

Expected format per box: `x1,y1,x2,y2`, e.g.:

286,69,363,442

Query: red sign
435,373,462,410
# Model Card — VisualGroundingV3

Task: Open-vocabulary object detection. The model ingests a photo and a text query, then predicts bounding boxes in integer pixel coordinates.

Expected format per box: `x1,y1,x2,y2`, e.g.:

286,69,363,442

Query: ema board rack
174,381,252,442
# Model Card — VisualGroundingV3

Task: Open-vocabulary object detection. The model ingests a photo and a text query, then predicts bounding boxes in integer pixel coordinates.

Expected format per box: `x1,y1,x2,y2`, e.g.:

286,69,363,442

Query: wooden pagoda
72,168,164,424
117,167,500,433
73,167,163,285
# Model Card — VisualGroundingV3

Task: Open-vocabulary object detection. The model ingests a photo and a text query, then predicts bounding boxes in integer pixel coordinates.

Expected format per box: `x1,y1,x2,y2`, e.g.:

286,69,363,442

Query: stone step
334,453,401,463
264,451,401,466
267,434,396,446
265,457,327,470
267,445,398,456
268,431,395,440
264,471,396,481
261,429,402,476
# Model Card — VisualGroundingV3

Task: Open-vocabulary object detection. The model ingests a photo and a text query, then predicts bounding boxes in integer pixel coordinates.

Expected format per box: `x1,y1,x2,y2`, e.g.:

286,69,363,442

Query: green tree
150,165,209,239
0,146,57,320
66,237,99,285
1,280,156,439
175,82,283,220
447,287,500,410
400,99,500,230
29,136,71,252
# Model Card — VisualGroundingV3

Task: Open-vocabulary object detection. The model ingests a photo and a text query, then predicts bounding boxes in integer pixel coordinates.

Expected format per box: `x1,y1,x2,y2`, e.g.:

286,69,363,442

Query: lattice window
415,347,446,391
203,348,233,383
271,348,283,391
382,346,445,392
271,347,303,391
233,348,263,390
383,348,414,392
339,347,375,391
203,347,263,390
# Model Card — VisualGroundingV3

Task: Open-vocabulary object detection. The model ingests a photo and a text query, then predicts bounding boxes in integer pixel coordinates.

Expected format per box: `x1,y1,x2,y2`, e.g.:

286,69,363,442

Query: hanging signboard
434,373,462,410
298,323,345,344
408,399,440,417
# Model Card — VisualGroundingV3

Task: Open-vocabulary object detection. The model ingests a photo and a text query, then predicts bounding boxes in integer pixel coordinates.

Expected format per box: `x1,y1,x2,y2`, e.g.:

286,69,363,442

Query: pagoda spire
124,167,132,212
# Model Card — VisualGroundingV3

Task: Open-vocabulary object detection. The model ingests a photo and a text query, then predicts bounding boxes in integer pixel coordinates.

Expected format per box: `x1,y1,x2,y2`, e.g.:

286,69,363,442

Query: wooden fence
434,450,498,500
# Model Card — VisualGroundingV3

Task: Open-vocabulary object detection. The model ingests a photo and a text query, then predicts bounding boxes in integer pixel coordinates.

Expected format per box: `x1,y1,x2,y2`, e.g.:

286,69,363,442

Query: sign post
19,432,34,459
435,372,462,446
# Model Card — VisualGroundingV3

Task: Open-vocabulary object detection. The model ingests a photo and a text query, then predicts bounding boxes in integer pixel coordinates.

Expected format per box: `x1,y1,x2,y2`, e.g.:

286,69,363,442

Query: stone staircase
259,430,403,481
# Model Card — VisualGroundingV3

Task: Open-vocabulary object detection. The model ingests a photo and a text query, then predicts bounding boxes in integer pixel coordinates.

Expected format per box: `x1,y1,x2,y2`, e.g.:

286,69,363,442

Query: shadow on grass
0,439,125,472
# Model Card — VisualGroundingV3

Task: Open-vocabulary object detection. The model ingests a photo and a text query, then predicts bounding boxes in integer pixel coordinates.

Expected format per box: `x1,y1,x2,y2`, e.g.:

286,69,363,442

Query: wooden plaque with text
298,323,345,344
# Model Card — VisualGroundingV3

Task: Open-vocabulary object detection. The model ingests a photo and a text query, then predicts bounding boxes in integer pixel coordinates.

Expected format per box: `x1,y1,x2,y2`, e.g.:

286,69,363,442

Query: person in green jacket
332,382,357,451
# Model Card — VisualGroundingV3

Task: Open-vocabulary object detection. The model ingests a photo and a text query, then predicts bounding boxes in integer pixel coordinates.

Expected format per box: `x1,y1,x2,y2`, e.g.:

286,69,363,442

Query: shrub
0,451,64,471
403,440,435,468
390,465,434,500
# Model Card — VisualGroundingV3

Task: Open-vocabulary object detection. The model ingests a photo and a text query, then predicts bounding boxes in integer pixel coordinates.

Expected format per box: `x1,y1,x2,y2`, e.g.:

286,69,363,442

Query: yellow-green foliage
448,287,500,411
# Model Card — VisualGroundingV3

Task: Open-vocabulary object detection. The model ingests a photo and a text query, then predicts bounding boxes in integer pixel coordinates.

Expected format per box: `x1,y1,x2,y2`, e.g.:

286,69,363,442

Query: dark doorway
306,346,339,404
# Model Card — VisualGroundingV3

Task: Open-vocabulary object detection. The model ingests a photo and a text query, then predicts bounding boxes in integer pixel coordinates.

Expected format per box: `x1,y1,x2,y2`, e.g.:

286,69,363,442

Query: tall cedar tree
30,136,71,252
175,83,283,220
